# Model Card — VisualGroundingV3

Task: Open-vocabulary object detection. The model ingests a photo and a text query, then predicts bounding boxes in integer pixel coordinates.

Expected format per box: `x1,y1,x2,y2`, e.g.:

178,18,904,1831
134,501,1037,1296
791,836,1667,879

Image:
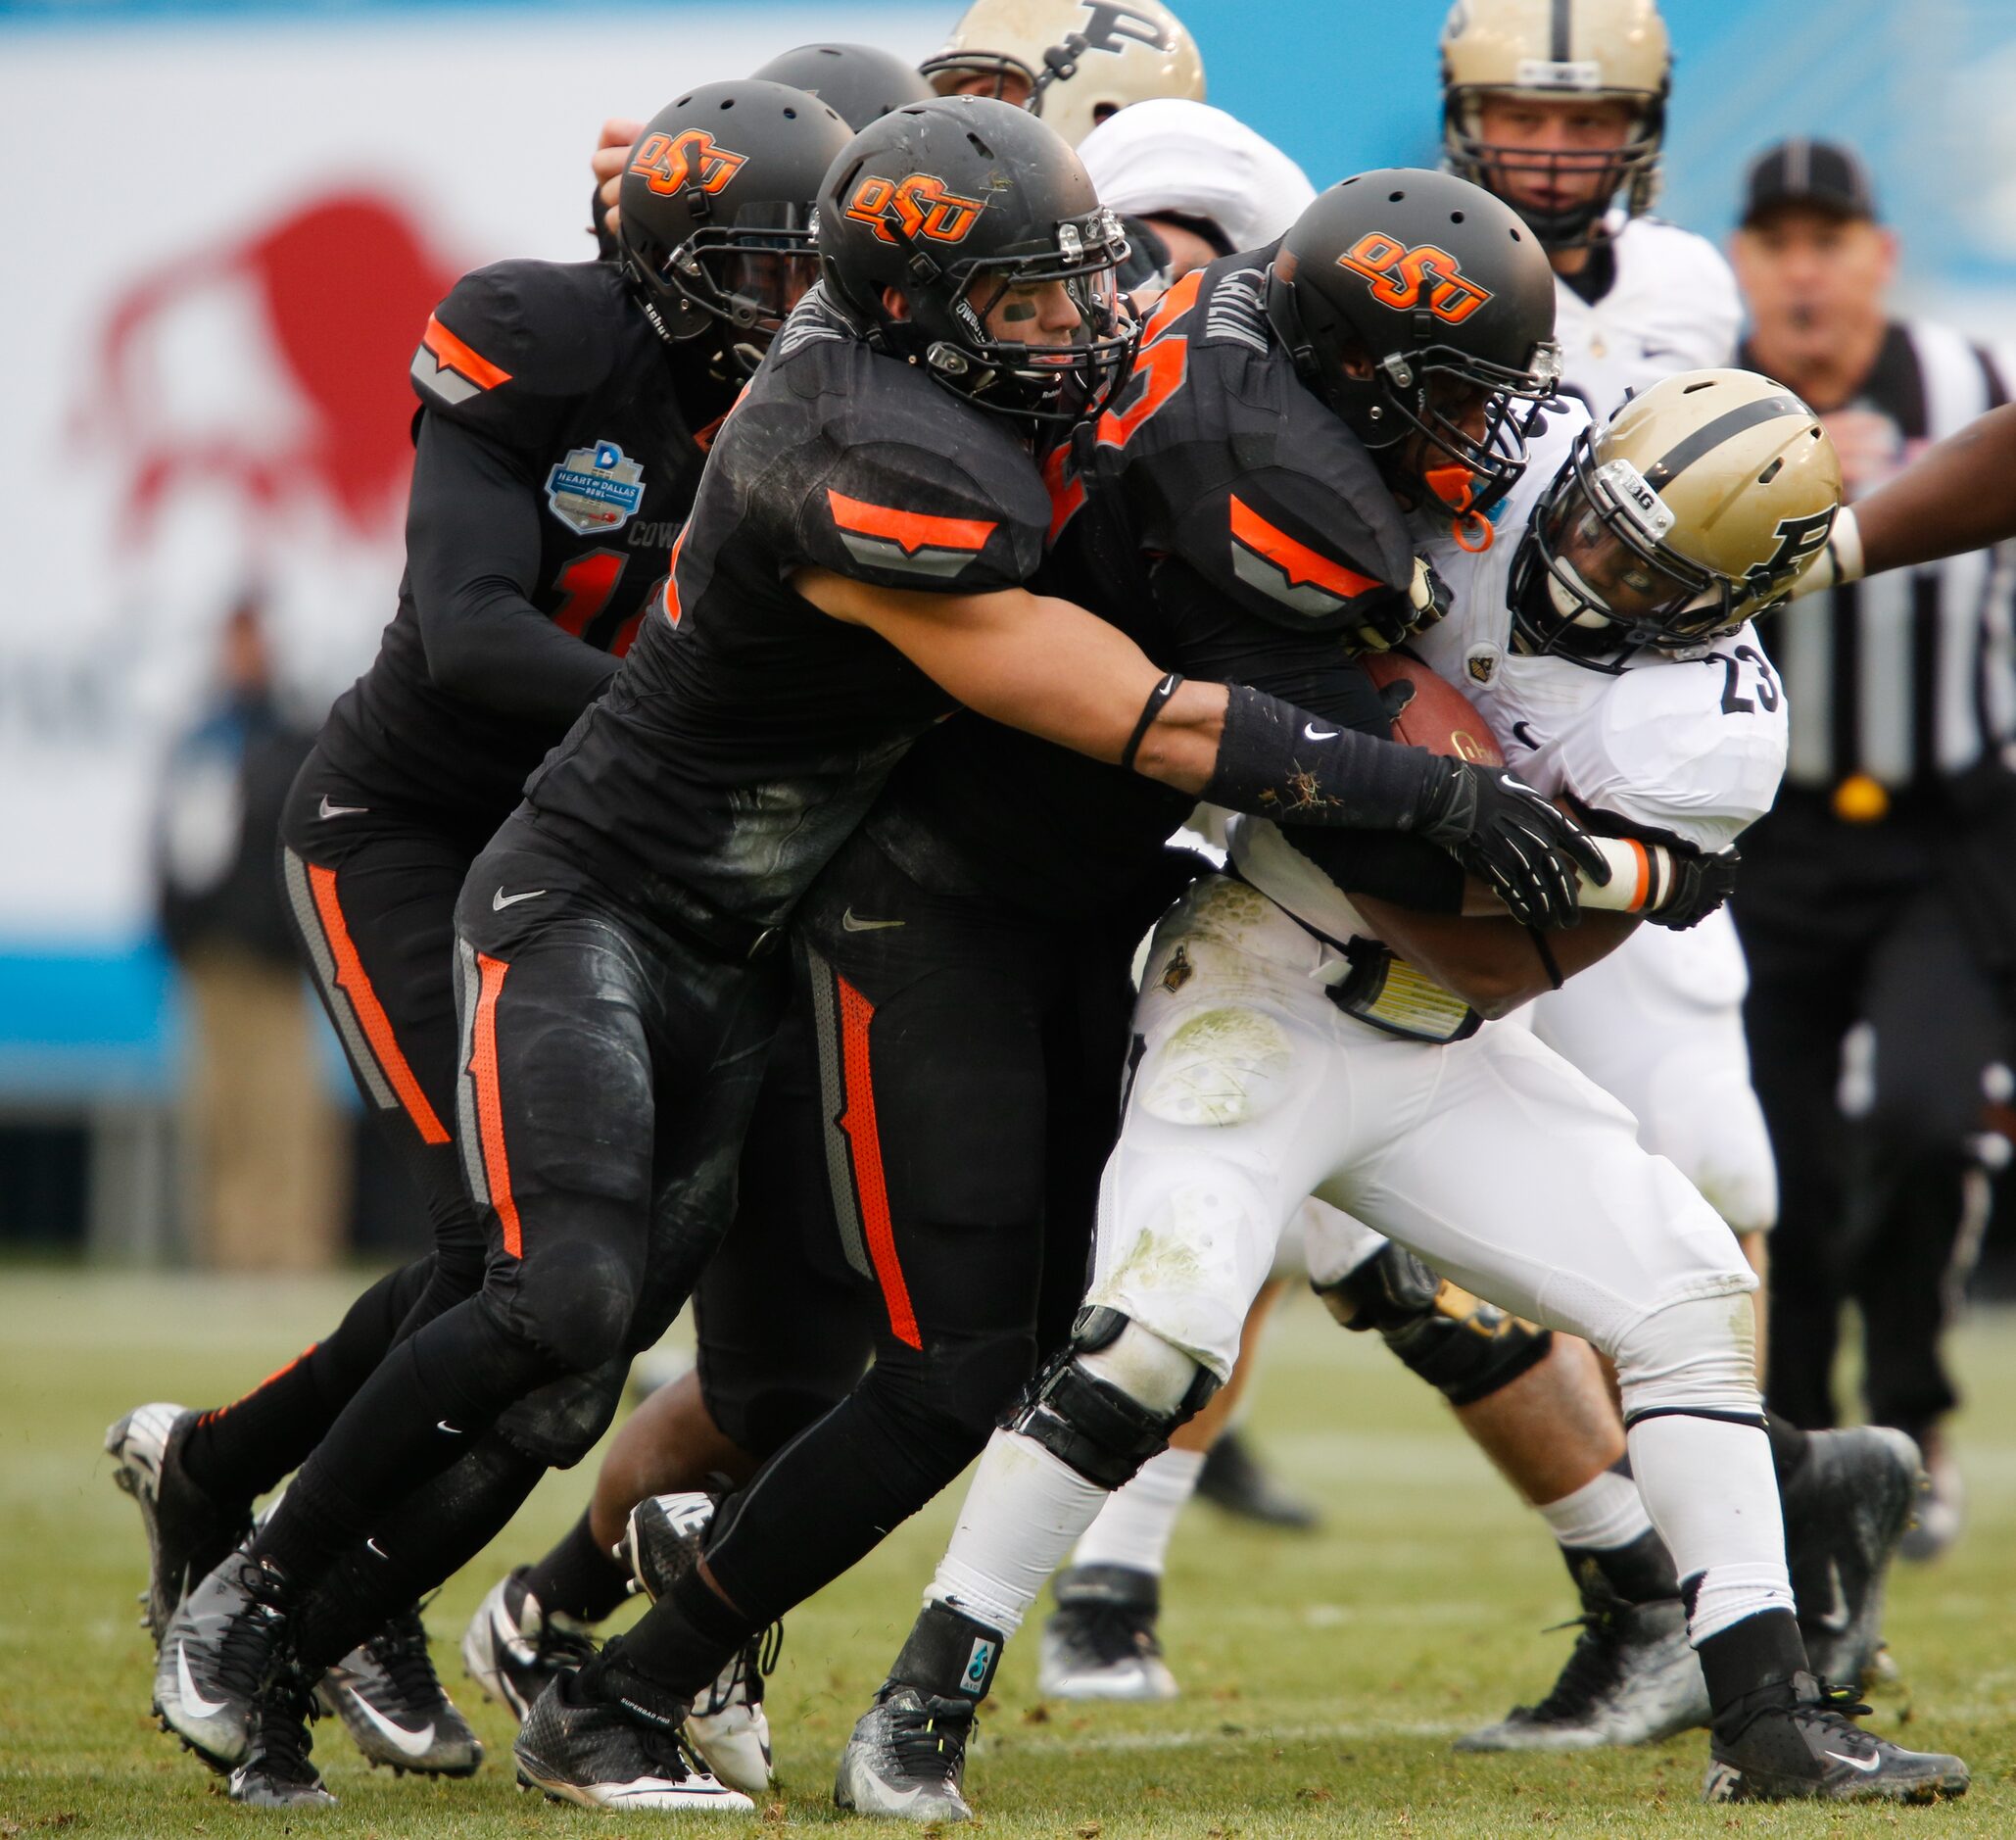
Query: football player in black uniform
109,80,854,1808
155,102,1603,1814
561,166,1572,1816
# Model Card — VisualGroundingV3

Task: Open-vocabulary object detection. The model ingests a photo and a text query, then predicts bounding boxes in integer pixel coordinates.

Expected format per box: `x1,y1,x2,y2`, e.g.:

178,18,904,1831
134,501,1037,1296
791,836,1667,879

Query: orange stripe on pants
835,976,922,1350
306,863,451,1145
469,951,524,1259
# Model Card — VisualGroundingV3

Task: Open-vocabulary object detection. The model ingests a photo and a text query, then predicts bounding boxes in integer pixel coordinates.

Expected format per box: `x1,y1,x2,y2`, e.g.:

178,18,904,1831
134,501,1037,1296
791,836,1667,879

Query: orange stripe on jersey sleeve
1228,494,1382,600
306,864,452,1145
826,489,997,557
421,314,513,390
469,952,524,1259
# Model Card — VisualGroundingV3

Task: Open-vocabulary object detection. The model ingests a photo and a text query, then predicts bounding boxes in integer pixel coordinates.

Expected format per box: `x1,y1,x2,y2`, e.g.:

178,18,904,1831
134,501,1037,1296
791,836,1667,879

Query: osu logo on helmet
844,172,988,247
630,129,747,198
1335,232,1494,325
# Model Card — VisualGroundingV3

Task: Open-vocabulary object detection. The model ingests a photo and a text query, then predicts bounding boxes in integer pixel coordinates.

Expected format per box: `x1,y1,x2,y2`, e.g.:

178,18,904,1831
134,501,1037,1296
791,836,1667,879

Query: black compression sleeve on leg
1203,683,1448,830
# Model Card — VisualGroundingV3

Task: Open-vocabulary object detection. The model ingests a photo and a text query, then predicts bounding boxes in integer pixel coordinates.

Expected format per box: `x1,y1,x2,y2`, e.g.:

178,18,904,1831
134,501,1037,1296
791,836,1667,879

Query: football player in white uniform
1040,0,1911,1736
1427,0,1922,1749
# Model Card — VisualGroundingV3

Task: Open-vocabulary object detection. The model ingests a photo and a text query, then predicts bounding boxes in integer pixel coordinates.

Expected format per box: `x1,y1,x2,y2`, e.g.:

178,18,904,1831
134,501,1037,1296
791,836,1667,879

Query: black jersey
875,249,1418,914
521,288,1050,930
317,259,727,826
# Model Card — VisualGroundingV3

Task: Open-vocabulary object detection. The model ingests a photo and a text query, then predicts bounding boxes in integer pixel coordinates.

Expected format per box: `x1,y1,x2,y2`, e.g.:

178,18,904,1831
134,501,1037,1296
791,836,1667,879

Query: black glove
1644,846,1739,931
1416,758,1610,931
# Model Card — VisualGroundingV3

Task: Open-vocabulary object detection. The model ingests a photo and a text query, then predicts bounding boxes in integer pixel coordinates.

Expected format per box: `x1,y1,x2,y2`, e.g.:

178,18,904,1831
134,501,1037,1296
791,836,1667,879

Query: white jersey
1554,215,1741,423
1232,401,1788,945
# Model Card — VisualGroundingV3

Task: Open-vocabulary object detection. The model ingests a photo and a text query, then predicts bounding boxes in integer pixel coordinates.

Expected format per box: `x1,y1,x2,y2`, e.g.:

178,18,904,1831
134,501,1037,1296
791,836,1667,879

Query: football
1363,652,1505,766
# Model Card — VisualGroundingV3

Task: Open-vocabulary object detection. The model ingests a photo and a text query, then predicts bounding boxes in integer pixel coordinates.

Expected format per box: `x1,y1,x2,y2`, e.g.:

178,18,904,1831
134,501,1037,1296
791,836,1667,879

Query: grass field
1,1269,2009,1837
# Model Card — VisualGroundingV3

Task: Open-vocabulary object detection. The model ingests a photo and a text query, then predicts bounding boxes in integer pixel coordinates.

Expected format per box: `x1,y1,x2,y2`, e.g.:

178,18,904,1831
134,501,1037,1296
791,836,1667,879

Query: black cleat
1782,1427,1922,1688
1037,1565,1178,1702
1455,1568,1707,1752
105,1402,251,1647
461,1567,598,1722
1195,1428,1321,1530
514,1671,751,1812
1703,1672,1968,1803
834,1683,978,1822
228,1665,337,1809
617,1490,715,1602
317,1602,483,1776
153,1549,293,1771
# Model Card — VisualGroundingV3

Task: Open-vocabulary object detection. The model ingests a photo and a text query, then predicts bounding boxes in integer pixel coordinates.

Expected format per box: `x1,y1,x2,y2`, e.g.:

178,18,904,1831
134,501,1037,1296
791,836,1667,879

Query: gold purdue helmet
1511,369,1842,671
1440,0,1669,249
921,0,1205,148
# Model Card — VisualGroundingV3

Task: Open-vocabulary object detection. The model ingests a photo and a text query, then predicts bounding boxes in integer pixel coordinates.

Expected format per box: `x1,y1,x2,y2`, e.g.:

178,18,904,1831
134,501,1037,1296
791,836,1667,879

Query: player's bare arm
1796,400,2016,593
792,567,1226,790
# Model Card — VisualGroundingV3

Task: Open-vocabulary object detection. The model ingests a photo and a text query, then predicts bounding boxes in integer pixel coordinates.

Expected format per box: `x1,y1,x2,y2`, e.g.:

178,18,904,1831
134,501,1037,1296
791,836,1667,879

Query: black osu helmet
751,42,936,132
618,80,854,370
1267,168,1561,520
817,95,1136,430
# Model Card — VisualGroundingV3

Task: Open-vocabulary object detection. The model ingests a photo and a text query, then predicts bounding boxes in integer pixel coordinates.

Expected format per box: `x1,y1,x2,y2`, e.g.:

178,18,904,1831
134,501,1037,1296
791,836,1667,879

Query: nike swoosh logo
1825,1749,1882,1772
1511,720,1542,751
346,1688,436,1759
840,909,905,932
176,1643,228,1719
1303,723,1339,742
437,1422,463,1435
365,1537,388,1559
318,796,369,818
493,888,547,910
1814,1558,1852,1634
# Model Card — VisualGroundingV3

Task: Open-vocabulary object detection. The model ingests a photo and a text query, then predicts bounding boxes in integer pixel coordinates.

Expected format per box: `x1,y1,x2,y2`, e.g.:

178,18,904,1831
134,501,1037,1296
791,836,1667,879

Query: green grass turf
1,1269,2009,1836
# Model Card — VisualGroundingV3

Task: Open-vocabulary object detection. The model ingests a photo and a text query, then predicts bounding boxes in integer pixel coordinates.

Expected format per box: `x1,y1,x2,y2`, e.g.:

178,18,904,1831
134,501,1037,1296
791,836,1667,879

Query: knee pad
1613,1291,1763,1430
492,1354,630,1469
514,1245,638,1376
1136,1006,1296,1128
1009,1308,1219,1489
1314,1243,1553,1408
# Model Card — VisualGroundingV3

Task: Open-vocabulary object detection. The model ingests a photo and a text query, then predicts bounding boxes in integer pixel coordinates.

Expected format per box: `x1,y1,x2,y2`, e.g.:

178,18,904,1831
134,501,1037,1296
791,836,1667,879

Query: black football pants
256,809,785,1618
686,826,1136,1632
1735,786,2007,1439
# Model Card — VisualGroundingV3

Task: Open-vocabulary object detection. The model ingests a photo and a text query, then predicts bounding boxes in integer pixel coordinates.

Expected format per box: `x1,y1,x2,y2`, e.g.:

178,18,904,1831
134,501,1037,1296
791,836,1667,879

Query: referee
1729,139,2016,1556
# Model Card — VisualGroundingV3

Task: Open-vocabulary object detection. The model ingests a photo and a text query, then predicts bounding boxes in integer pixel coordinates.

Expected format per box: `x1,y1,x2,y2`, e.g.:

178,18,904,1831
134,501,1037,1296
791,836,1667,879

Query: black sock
524,1508,632,1624
1695,1604,1807,1732
610,1567,753,1696
180,1347,329,1508
1562,1524,1681,1605
248,1297,552,1592
1763,1412,1812,1487
292,1431,548,1672
180,1259,439,1506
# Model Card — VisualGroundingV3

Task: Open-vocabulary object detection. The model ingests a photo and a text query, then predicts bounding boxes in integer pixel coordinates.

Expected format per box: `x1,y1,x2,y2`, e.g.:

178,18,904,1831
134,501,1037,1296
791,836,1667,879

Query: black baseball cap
1740,138,1879,227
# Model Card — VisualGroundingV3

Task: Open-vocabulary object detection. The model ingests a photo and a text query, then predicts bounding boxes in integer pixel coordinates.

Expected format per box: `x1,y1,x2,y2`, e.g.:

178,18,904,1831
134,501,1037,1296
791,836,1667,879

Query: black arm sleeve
406,412,620,724
1203,682,1448,831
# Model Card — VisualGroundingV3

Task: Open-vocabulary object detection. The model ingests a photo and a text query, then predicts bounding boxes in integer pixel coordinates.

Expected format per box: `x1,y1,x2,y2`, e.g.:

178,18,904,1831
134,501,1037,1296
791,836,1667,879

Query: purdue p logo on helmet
922,0,1205,147
1511,367,1844,668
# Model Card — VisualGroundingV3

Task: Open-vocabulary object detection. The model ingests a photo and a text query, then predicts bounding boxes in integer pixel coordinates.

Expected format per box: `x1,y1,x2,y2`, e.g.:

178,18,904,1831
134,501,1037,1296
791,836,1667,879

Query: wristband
1121,672,1185,772
1575,836,1674,913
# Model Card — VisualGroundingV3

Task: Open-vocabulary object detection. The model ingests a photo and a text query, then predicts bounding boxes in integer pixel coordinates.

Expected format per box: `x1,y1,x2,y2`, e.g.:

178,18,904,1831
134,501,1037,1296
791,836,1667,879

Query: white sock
1626,1416,1794,1644
1536,1467,1654,1552
1069,1446,1207,1575
926,1430,1110,1638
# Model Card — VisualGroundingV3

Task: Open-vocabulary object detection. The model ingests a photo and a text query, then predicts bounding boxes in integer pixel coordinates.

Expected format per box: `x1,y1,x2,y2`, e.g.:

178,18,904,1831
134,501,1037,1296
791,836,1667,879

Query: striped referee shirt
1742,319,2016,792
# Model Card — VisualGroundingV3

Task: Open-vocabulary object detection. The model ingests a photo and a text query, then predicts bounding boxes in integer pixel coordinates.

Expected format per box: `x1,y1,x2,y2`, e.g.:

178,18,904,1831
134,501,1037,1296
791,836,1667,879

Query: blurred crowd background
4,0,2016,1283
